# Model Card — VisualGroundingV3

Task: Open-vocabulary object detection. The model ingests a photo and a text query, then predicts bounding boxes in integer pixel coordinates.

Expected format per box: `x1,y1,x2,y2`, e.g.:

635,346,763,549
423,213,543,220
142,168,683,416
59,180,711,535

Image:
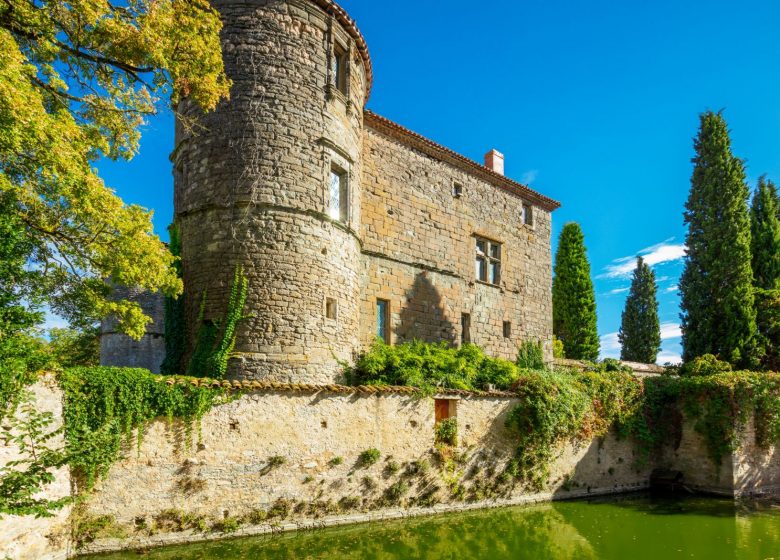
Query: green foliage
358,448,381,468
0,390,71,518
161,223,186,375
680,111,758,367
750,176,780,291
73,513,127,547
517,340,545,370
435,418,458,446
552,337,565,359
329,456,344,467
505,368,643,488
755,288,780,371
552,223,599,361
619,256,661,364
46,327,100,368
346,340,522,393
680,354,733,377
636,372,780,466
187,265,249,378
59,367,226,490
212,516,242,534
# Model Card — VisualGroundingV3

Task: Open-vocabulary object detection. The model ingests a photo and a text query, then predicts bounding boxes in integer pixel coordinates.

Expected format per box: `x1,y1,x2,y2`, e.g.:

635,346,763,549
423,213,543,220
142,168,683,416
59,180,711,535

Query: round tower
173,0,371,383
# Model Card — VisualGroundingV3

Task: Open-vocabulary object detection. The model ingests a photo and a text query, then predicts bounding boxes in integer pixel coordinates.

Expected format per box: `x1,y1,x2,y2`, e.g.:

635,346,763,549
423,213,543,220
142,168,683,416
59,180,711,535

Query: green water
88,494,780,560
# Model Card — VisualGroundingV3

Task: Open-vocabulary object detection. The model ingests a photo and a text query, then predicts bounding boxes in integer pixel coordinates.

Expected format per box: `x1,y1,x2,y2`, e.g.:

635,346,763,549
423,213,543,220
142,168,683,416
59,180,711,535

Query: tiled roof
158,376,517,399
312,0,373,100
363,111,561,212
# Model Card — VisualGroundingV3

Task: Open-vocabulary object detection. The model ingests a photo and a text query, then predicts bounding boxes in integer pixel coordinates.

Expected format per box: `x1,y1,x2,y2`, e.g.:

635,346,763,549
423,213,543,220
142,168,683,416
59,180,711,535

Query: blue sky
93,0,780,363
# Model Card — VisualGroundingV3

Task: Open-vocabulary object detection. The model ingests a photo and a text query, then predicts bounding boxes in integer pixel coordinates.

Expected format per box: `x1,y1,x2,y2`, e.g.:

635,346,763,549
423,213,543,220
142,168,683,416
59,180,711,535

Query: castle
102,0,560,382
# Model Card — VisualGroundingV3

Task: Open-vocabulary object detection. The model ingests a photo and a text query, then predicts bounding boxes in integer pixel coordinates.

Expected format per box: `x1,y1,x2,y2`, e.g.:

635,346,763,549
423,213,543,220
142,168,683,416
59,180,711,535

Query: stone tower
173,0,371,382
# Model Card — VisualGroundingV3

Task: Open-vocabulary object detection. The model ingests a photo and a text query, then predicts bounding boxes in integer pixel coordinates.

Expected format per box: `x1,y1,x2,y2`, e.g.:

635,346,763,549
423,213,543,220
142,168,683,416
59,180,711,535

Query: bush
357,448,381,468
552,337,565,359
345,340,525,392
435,418,458,446
681,354,733,377
517,341,545,370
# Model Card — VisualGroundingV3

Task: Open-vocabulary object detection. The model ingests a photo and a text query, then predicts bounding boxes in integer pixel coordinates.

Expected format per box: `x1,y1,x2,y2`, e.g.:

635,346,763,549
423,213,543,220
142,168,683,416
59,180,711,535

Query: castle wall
359,127,554,360
173,0,369,382
77,387,651,555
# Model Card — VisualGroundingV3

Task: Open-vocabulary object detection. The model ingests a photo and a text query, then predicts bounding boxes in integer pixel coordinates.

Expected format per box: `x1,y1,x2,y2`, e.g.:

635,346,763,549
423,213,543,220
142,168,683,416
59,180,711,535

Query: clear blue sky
96,0,780,363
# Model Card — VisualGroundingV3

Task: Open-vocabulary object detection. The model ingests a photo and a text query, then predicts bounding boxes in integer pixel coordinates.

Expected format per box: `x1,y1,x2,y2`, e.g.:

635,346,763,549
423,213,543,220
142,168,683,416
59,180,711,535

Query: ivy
59,367,227,490
160,222,186,375
186,265,249,378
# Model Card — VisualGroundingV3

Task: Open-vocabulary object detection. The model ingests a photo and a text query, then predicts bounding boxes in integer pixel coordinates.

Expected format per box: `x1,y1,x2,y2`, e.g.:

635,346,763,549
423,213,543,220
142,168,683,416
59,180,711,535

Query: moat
87,494,780,559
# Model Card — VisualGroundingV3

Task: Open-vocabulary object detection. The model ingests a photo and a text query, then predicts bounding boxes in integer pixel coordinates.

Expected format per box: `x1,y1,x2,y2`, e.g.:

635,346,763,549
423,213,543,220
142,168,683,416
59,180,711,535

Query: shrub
357,448,381,468
384,460,400,475
328,456,344,467
345,340,524,392
517,341,545,370
680,354,733,377
212,516,241,533
552,337,565,359
435,418,458,446
267,498,292,519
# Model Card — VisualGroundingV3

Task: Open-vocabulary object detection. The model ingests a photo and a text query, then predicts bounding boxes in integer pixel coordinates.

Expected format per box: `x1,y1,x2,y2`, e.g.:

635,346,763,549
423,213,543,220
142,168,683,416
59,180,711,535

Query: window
452,182,463,198
503,321,512,338
332,44,348,95
329,165,348,222
522,204,533,226
325,297,337,320
475,236,501,285
461,313,471,345
376,299,389,342
435,398,456,423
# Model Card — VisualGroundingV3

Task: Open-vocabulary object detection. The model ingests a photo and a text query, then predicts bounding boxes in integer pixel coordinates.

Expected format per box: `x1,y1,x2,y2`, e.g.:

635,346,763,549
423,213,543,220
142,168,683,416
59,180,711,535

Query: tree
679,111,757,367
0,1,231,339
552,223,599,361
618,257,661,363
160,223,185,374
750,176,780,291
46,327,100,368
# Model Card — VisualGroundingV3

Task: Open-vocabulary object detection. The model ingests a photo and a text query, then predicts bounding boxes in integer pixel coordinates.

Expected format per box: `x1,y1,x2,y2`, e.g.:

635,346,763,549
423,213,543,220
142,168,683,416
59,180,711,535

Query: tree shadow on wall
397,272,456,345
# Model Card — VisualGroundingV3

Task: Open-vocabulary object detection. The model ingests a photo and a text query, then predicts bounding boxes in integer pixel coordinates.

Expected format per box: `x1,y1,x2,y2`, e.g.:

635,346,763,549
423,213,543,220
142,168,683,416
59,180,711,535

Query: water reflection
87,495,780,560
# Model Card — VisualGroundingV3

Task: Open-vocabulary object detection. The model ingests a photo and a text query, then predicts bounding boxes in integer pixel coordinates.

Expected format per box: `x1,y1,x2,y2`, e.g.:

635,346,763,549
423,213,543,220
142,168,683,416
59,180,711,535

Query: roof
312,0,373,100
363,111,561,212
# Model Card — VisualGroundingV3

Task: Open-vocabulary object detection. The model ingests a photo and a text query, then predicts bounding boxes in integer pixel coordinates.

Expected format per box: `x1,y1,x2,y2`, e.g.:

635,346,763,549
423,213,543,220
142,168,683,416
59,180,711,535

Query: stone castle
102,0,560,382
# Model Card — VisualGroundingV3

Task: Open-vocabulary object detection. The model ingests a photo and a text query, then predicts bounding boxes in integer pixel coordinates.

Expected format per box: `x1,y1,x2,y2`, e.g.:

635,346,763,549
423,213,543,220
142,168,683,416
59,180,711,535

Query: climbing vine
160,222,186,375
187,265,249,378
59,367,227,490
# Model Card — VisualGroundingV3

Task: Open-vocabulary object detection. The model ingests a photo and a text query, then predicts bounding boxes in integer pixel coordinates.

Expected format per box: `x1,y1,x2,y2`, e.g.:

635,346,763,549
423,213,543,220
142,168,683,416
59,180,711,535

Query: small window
329,165,349,222
332,44,348,94
453,182,463,198
503,321,511,338
461,313,471,345
376,299,389,342
475,236,501,285
434,398,456,423
522,204,533,226
325,297,337,320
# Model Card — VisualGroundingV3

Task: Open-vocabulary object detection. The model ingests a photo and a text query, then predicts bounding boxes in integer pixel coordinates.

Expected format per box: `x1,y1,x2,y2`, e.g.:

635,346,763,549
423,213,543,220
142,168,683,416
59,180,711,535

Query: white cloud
607,287,630,295
656,276,671,282
664,284,679,294
660,322,682,340
656,350,682,365
598,238,687,279
520,169,538,185
599,331,621,359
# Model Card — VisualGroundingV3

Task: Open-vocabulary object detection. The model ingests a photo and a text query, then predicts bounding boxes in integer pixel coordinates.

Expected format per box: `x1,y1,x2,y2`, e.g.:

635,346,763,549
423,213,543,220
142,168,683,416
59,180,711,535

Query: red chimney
484,149,504,176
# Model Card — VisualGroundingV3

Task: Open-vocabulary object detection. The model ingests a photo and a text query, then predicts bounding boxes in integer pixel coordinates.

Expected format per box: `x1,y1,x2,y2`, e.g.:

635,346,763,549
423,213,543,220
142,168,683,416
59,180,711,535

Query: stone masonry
104,0,561,381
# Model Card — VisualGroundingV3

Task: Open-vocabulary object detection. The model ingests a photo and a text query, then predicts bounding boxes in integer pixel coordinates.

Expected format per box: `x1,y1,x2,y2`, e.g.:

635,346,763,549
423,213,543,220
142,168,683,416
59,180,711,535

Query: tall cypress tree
618,256,661,363
552,222,599,361
750,176,780,290
679,111,757,367
751,176,780,370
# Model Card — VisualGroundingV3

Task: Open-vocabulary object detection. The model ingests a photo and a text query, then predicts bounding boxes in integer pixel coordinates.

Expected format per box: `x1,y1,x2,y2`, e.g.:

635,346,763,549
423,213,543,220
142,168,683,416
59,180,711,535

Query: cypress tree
552,222,599,361
750,176,780,290
750,176,780,370
679,111,757,367
618,256,661,363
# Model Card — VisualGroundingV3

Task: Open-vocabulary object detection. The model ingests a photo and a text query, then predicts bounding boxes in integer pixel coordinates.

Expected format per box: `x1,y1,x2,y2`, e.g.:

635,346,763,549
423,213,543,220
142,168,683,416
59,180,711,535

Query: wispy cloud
600,331,621,358
598,238,687,279
657,350,682,364
660,322,682,340
607,287,630,295
520,169,538,185
664,284,679,294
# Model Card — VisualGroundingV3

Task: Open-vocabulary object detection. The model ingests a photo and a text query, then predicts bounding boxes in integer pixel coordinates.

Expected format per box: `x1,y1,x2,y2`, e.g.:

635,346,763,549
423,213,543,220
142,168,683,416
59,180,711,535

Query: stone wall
360,125,554,361
0,377,72,560
75,387,650,555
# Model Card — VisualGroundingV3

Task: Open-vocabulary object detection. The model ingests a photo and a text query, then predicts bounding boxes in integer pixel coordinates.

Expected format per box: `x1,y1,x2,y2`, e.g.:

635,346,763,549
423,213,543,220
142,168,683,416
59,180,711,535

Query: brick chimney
484,149,504,176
